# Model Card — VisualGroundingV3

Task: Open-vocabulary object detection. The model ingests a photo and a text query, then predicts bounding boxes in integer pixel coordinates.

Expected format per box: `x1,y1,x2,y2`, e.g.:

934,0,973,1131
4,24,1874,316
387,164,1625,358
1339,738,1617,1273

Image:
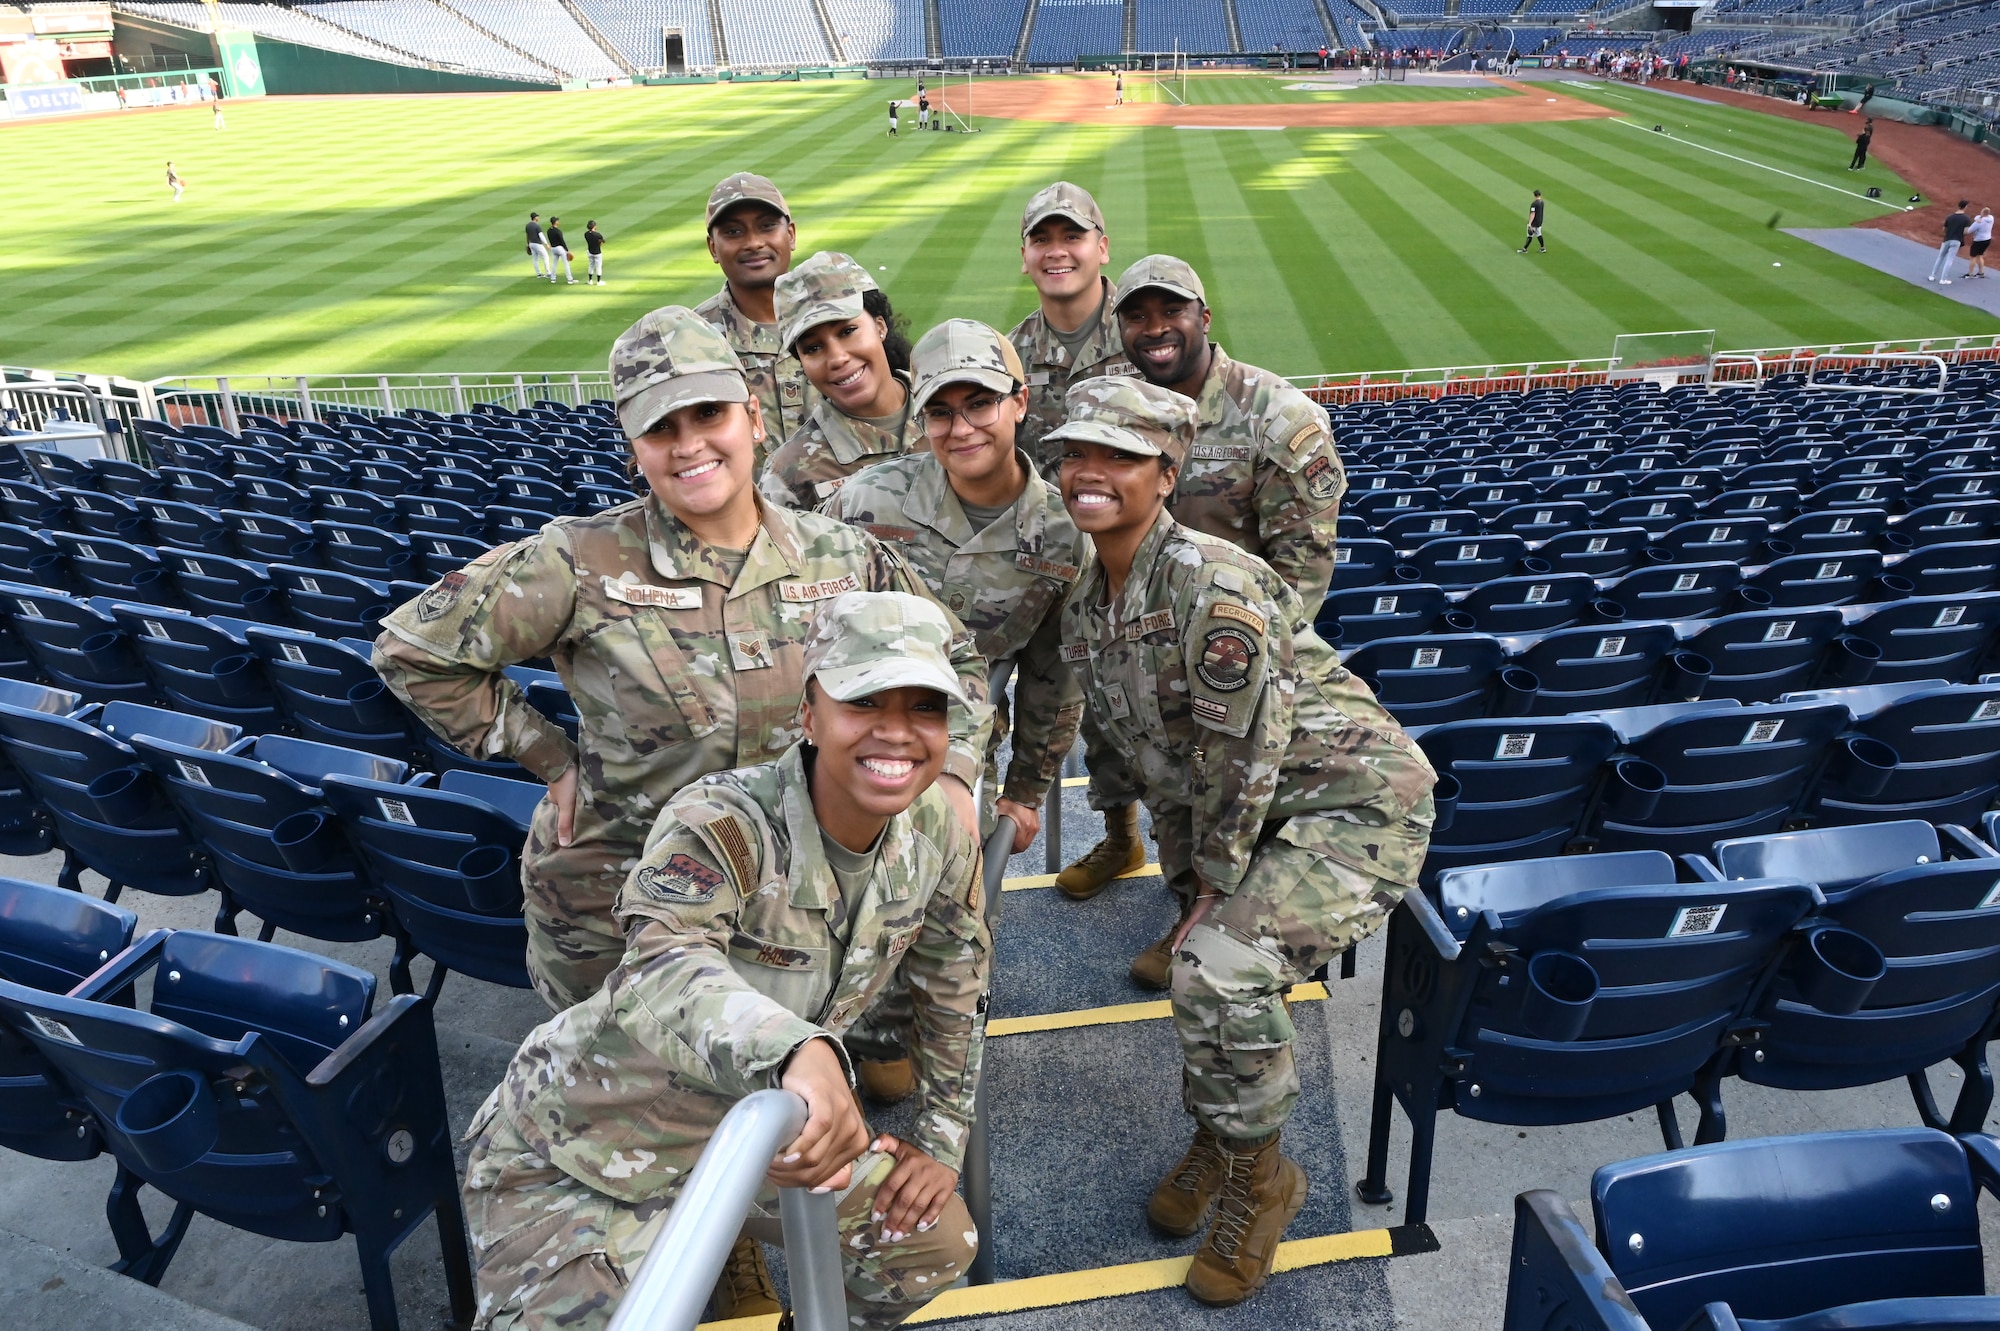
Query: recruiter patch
636,853,724,902
1197,627,1258,692
414,571,469,623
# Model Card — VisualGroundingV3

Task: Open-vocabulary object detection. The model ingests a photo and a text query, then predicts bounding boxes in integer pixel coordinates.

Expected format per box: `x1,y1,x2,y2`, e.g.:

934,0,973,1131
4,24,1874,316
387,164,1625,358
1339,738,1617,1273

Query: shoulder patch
634,852,725,902
470,541,517,567
414,572,468,623
705,814,759,891
1286,422,1327,459
1196,626,1259,691
1302,454,1342,502
1209,601,1267,635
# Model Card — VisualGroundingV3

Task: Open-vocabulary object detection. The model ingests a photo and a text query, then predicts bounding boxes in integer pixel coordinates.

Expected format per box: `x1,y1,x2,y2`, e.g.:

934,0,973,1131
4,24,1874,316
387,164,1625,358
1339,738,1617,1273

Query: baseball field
3,70,1993,381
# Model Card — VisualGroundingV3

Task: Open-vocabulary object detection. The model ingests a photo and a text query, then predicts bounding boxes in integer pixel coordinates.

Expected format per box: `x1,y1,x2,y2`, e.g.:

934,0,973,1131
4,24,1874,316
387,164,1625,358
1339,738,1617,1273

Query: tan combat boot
1055,802,1144,901
1147,1122,1225,1236
1130,893,1198,991
856,1055,915,1104
1184,1132,1308,1307
710,1233,780,1318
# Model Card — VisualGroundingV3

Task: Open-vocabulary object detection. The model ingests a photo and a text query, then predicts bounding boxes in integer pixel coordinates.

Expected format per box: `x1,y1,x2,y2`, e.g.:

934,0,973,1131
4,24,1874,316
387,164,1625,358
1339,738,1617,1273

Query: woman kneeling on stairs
1050,377,1438,1306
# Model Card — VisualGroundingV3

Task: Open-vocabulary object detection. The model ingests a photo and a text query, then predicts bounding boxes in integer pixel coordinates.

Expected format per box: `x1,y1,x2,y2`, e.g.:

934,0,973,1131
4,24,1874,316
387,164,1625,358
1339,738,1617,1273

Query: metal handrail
1805,351,1949,394
606,1089,845,1331
965,812,1013,1286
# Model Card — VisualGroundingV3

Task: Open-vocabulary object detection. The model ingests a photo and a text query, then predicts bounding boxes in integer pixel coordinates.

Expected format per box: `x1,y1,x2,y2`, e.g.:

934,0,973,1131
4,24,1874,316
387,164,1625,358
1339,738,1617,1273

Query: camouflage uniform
1082,255,1348,820
375,307,992,1012
462,594,991,1331
759,251,923,511
695,174,812,462
1050,379,1435,1139
825,320,1088,811
1008,181,1138,474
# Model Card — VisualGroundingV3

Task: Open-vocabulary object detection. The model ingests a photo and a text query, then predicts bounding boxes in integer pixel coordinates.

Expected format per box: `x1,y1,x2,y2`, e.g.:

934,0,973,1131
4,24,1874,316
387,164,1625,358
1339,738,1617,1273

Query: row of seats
1366,814,2000,1223
0,678,537,996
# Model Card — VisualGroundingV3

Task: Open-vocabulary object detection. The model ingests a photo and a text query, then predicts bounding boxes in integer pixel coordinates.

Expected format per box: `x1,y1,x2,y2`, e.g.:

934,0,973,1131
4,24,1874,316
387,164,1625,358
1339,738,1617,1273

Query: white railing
144,370,612,432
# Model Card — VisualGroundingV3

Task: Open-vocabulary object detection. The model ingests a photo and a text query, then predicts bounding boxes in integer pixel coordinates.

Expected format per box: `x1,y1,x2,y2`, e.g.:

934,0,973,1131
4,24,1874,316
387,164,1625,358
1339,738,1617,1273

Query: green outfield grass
1,75,1992,381
1160,74,1518,104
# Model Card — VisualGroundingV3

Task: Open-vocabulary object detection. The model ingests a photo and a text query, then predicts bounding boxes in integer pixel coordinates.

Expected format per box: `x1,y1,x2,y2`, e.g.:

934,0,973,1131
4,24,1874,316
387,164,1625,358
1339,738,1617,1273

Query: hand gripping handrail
605,1089,848,1331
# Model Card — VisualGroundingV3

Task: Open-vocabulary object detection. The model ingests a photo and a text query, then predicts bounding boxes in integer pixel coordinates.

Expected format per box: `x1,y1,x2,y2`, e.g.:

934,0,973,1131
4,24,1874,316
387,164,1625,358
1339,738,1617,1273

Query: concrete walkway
1786,225,2000,316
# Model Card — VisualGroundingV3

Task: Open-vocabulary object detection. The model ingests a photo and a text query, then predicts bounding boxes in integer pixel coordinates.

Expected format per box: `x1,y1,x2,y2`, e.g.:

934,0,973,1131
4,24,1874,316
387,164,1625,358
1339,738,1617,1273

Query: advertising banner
217,30,265,97
32,7,112,33
6,82,86,115
0,38,65,84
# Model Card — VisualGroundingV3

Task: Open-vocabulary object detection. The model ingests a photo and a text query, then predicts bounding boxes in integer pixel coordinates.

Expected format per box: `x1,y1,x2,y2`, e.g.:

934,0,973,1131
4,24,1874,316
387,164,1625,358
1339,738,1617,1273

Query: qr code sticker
25,1013,81,1046
1524,584,1552,604
1495,733,1535,759
1668,904,1728,938
1980,879,2000,909
1948,511,1970,526
1815,562,1843,580
75,544,96,561
241,519,261,533
280,641,307,664
182,559,202,577
1372,596,1399,614
175,759,212,787
1673,573,1700,591
1412,647,1442,669
297,577,320,594
1747,495,1770,510
15,600,40,619
1831,517,1853,534
377,798,417,826
1763,621,1796,642
1975,700,2000,722
1647,503,1668,517
1335,548,1352,564
1458,544,1480,561
143,620,168,640
1938,606,1968,627
1595,637,1627,658
1741,719,1784,745
332,529,353,545
1533,510,1553,525
1857,486,1878,500
1488,489,1505,502
1427,518,1448,532
1584,479,1604,493
422,503,438,517
1588,537,1609,553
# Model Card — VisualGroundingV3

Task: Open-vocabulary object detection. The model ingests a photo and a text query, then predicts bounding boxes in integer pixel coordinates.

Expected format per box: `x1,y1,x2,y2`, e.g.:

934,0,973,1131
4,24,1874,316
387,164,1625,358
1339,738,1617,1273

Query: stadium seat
0,877,137,1161
106,603,282,733
0,929,475,1328
1315,583,1451,647
1581,699,1852,855
1414,716,1627,882
141,497,233,557
57,487,146,541
0,478,68,529
268,564,391,639
312,521,414,580
309,485,396,527
161,466,241,511
1403,534,1527,588
1654,516,1773,567
222,509,320,565
1533,527,1652,578
83,456,166,501
1329,538,1405,592
1891,539,2000,597
1899,500,2000,547
0,698,235,907
0,521,76,593
1694,821,2000,1134
132,732,403,945
1344,634,1517,726
1486,501,1590,541
1456,573,1599,634
1503,1129,2000,1331
0,584,154,704
320,773,534,997
1683,608,1853,702
393,494,487,540
1509,622,1709,715
159,549,283,623
1845,591,2000,683
1778,507,1892,556
233,474,316,520
1359,850,1818,1223
49,533,169,606
243,628,413,760
1748,549,1886,608
1780,679,2000,825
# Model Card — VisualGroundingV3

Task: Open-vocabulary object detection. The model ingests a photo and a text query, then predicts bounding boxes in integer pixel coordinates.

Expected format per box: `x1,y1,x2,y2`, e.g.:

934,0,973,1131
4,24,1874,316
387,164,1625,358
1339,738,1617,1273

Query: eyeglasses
921,395,1005,438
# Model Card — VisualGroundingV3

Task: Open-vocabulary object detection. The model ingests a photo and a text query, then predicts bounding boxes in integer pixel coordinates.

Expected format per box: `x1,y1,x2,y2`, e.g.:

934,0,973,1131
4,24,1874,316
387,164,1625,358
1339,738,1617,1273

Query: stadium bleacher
434,0,626,75
1135,0,1232,53
939,0,1028,55
822,0,927,61
712,0,832,65
1234,0,1337,52
569,0,717,66
300,0,561,76
119,0,425,63
1024,0,1124,63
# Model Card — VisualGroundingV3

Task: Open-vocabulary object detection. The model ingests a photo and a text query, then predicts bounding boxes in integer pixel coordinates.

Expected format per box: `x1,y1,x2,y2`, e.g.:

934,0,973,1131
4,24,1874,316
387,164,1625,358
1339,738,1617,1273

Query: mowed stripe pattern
1,77,1991,379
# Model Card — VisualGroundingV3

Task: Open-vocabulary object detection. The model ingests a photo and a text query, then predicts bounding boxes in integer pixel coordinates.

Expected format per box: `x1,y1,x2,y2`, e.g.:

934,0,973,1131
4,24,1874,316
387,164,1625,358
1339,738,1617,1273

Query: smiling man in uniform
695,173,811,461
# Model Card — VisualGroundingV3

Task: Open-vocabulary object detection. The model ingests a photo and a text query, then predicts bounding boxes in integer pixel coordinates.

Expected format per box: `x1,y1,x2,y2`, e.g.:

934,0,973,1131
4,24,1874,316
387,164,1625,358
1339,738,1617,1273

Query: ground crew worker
825,318,1087,1101
694,173,811,459
760,251,923,511
1049,378,1433,1307
1008,181,1136,473
1056,254,1345,938
375,305,993,1017
461,591,991,1331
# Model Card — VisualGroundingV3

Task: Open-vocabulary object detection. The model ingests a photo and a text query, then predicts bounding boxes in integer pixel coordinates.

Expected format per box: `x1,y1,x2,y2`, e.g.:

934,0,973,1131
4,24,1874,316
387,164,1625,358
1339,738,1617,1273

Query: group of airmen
371,169,1439,1331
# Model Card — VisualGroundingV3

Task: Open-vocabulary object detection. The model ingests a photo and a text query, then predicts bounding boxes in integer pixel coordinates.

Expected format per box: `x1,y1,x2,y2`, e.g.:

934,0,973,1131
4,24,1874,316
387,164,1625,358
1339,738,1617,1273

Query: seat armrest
1403,887,1462,964
70,928,168,1002
224,736,257,757
1504,1190,1648,1331
1682,854,1727,883
1675,1305,1745,1331
1940,825,1998,861
1959,1133,2000,1201
306,992,425,1088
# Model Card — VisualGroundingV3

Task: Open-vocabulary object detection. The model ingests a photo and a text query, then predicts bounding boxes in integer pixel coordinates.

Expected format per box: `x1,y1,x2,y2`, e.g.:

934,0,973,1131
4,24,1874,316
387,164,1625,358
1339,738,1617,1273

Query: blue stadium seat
1509,622,1709,715
57,487,146,541
1487,501,1590,541
161,466,241,510
83,456,166,500
1899,500,2000,547
1582,700,1852,855
1845,592,2000,683
309,485,396,527
1359,850,1817,1223
222,508,319,565
1315,583,1451,647
233,474,315,519
1534,527,1652,578
1696,821,2000,1134
268,564,391,639
0,584,154,703
1330,538,1405,591
140,497,233,556
1457,573,1599,634
1683,608,1853,702
49,533,170,606
320,773,534,997
412,532,491,581
0,929,475,1327
0,478,68,529
393,494,487,540
312,521,414,580
0,699,235,906
1504,1129,2000,1331
242,628,413,760
1778,507,1892,556
0,521,75,592
1655,517,1773,567
1749,549,1885,608
1380,509,1482,549
1892,539,2000,597
484,506,554,544
0,877,137,1161
132,731,403,945
106,603,281,733
1414,716,1626,882
1344,634,1516,726
1781,680,2000,825
1404,534,1527,588
349,459,416,498
158,549,283,623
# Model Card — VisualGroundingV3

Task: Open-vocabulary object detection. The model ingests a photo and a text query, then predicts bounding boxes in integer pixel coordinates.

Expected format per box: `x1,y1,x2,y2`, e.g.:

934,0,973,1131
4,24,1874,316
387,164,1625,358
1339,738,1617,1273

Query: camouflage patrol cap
705,172,789,228
1113,254,1206,309
775,251,879,354
1045,376,1195,466
802,590,970,705
1021,181,1106,237
909,319,1026,415
609,305,750,440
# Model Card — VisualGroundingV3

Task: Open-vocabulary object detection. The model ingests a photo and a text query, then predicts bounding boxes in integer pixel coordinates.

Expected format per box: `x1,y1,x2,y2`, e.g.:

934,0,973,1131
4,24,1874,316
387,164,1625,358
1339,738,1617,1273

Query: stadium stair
553,0,640,72
1012,0,1037,68
1223,0,1245,52
423,0,567,78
